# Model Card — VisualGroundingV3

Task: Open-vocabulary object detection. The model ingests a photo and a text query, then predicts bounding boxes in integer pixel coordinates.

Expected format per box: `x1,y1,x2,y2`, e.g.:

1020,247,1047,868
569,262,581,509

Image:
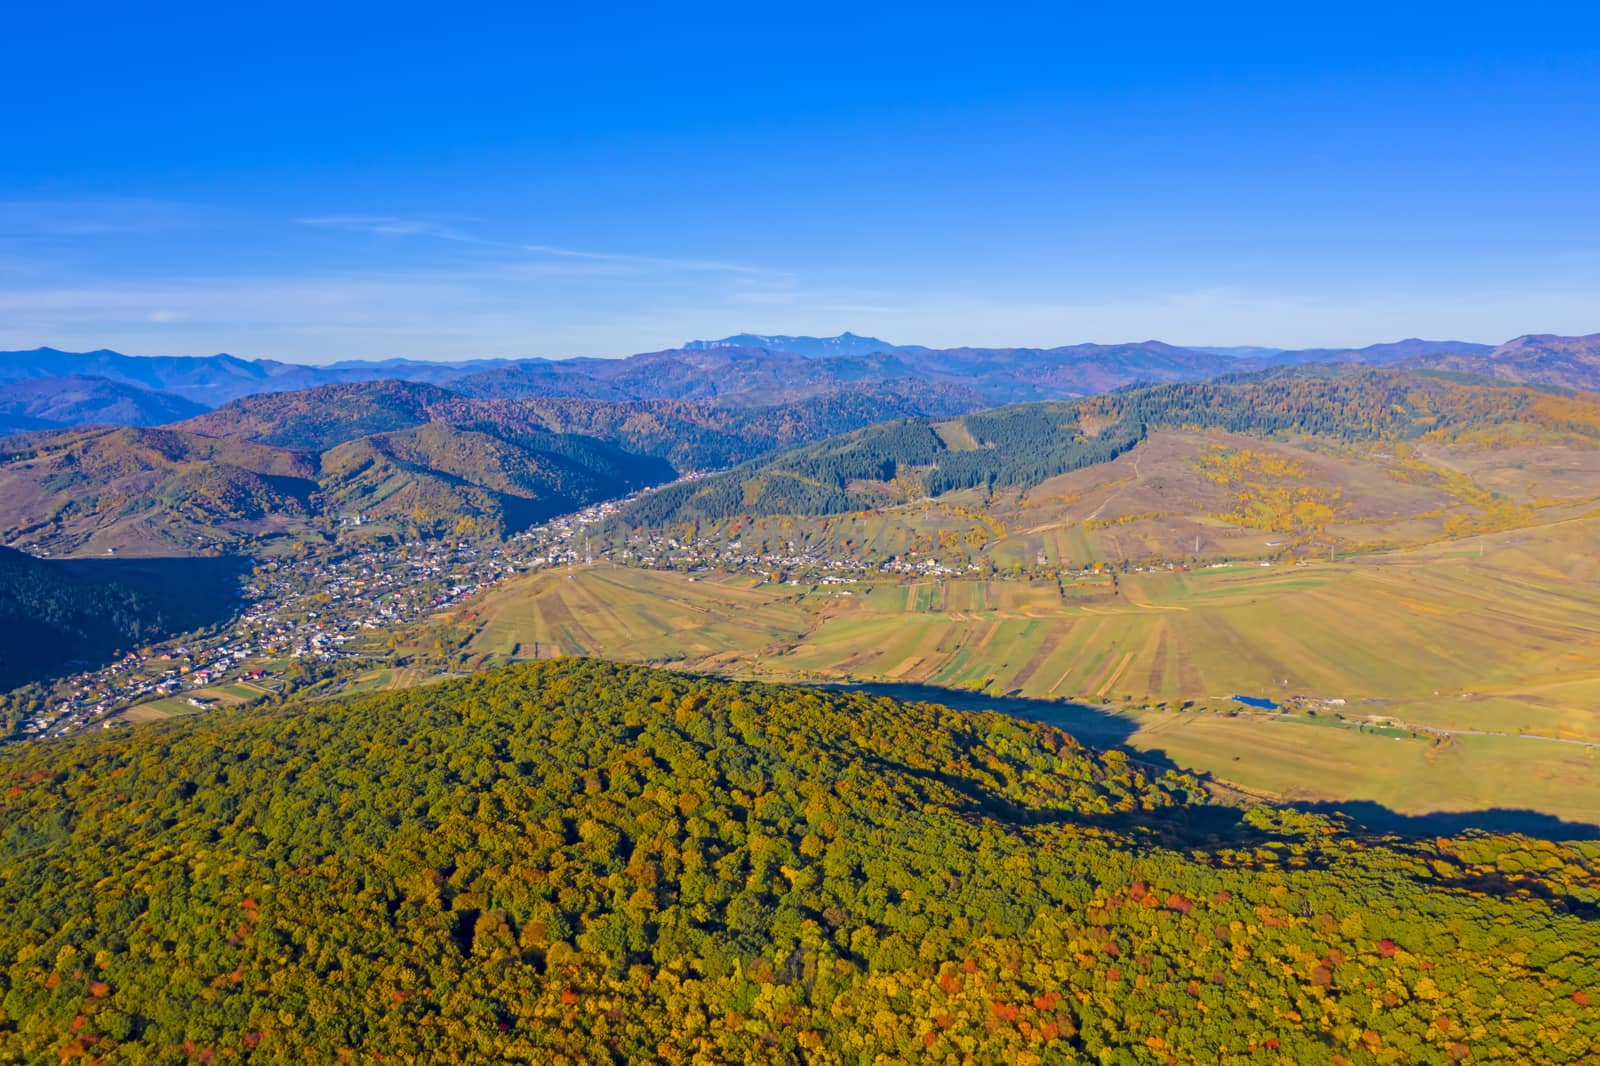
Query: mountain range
1,330,1595,558
0,380,987,556
0,348,515,408
0,402,672,556
7,331,1594,440
1410,332,1600,391
681,330,923,357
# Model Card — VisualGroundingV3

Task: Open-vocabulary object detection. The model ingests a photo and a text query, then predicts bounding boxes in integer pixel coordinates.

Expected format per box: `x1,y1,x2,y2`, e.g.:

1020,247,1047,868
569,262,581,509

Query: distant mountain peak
683,332,908,357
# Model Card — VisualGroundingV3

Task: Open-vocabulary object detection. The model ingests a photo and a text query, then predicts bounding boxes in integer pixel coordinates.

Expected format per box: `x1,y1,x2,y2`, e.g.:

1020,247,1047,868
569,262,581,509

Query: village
7,494,644,741
9,476,1316,743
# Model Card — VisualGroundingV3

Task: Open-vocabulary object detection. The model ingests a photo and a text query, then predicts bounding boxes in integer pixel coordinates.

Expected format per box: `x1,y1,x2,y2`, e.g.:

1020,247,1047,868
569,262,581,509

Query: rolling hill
173,380,461,451
175,379,982,470
0,375,997,556
316,420,672,536
607,367,1600,536
0,426,320,554
475,387,984,470
0,659,1594,1060
0,413,671,555
1416,332,1600,391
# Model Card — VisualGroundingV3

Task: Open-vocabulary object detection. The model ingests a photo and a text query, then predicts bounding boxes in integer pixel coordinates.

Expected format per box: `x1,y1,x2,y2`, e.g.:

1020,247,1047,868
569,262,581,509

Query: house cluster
606,527,1231,586
12,487,653,741
613,529,955,582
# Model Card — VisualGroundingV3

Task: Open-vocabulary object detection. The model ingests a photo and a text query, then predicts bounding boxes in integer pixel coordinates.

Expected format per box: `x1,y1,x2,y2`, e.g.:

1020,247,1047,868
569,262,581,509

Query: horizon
0,329,1557,367
5,9,1599,361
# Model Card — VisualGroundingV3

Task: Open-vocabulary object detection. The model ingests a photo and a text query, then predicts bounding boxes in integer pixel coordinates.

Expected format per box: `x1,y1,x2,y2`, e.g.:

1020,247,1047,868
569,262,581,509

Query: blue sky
4,5,1598,362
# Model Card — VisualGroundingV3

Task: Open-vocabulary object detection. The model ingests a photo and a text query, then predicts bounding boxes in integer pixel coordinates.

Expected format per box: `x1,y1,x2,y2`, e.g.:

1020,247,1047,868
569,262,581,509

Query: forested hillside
0,660,1594,1061
0,548,240,693
617,407,1143,528
317,421,672,536
475,385,985,470
0,417,668,555
174,380,459,451
614,367,1600,531
178,379,981,471
0,374,999,555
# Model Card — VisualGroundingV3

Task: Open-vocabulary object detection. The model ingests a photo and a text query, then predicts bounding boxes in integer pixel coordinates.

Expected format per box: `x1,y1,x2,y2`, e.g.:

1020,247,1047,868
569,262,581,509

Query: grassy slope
691,428,1600,570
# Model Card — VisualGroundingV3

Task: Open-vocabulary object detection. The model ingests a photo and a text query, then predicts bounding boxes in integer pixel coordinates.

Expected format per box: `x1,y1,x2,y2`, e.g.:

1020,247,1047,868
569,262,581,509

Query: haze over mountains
0,375,208,436
4,331,1595,438
682,331,925,357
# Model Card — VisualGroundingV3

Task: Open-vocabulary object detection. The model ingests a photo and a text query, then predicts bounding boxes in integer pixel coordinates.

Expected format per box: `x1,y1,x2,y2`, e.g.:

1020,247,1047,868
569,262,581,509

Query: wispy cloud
523,243,785,277
293,217,787,280
297,215,482,242
11,204,1587,362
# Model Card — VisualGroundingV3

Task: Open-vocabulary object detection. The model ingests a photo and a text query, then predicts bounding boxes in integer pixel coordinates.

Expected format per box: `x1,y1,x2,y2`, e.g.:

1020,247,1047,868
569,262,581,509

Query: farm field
1114,708,1600,832
122,680,268,722
448,566,816,667
342,666,438,694
777,525,1600,731
434,513,1600,825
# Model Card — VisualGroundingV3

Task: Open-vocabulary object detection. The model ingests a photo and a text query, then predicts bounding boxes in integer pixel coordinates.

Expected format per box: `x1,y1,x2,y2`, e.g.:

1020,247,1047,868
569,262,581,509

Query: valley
426,511,1600,829
12,22,1600,1059
7,359,1598,836
2,350,1599,1065
406,378,1600,830
0,488,646,740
